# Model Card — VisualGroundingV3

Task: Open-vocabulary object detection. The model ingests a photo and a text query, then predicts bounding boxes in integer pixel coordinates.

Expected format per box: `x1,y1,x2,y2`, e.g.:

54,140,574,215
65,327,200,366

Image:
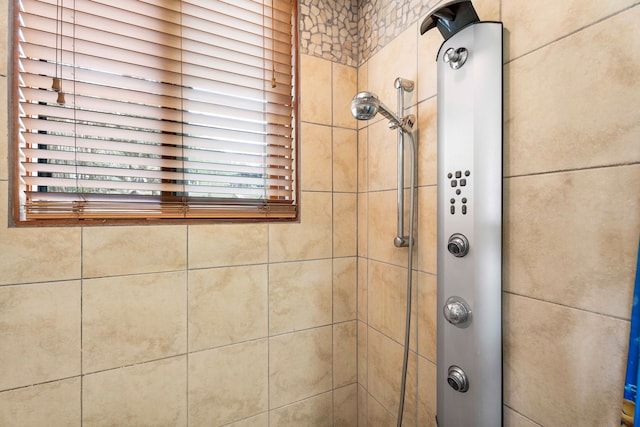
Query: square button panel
447,170,471,215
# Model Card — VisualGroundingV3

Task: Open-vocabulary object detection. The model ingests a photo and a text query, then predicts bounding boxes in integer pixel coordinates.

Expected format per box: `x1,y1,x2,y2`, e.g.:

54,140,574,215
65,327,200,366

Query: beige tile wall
0,0,359,422
2,0,639,425
357,0,640,426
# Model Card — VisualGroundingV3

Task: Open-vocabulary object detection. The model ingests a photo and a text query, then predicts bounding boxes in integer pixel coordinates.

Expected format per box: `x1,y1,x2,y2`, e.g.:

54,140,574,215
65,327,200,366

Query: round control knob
443,296,472,326
447,233,469,257
443,47,468,69
447,365,469,393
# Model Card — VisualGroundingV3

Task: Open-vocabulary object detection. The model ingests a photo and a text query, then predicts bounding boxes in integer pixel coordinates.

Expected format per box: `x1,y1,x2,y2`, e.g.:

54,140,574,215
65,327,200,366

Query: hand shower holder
393,79,415,248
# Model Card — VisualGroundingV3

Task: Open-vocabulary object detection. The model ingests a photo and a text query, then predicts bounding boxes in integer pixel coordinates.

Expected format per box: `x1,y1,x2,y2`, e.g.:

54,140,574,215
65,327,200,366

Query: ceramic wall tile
358,384,368,427
0,378,80,427
333,62,358,129
0,281,80,391
417,186,437,275
0,79,7,181
333,257,357,323
366,389,396,426
189,265,267,351
82,225,186,278
357,62,369,131
358,320,368,387
334,192,357,257
224,413,269,427
334,321,357,387
503,0,637,60
417,98,437,187
301,122,333,191
367,328,417,417
83,357,186,427
358,192,368,257
83,271,186,373
473,0,501,22
189,340,268,426
417,356,437,427
417,272,437,362
416,26,439,103
269,327,332,409
0,184,81,286
367,190,411,267
504,407,542,427
505,8,640,177
269,191,332,262
367,25,418,112
300,55,332,125
357,257,368,322
188,224,268,269
358,128,368,192
270,392,332,427
366,119,398,192
503,293,629,426
368,260,409,344
333,384,358,427
269,259,332,335
504,165,640,318
333,128,358,192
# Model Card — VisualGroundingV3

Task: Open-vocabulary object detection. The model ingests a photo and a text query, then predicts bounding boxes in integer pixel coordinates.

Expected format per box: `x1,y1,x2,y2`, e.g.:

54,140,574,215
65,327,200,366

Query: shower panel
421,1,503,426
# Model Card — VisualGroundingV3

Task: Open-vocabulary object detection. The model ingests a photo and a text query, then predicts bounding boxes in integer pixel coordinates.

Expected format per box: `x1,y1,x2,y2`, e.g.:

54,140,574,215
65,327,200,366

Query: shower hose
397,130,416,427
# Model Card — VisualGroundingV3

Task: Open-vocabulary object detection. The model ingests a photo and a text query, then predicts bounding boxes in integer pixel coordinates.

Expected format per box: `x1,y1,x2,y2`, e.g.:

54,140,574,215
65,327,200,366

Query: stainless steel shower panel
436,21,503,427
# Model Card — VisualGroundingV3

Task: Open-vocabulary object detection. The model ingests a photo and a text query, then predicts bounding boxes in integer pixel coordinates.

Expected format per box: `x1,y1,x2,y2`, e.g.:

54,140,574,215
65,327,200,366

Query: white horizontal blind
14,0,297,222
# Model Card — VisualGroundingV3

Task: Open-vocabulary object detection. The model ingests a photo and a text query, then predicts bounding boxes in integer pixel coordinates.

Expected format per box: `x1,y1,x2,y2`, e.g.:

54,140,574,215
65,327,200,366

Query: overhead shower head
350,91,414,133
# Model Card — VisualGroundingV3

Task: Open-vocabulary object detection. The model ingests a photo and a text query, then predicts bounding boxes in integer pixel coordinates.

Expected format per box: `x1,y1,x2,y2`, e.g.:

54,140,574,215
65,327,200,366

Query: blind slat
22,132,294,159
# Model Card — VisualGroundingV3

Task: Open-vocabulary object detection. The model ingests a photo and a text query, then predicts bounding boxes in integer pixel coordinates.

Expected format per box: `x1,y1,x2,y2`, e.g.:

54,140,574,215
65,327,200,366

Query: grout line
503,403,544,426
0,374,83,394
266,221,271,426
185,225,190,426
80,226,84,425
504,161,640,180
71,353,189,380
330,59,336,423
502,290,632,322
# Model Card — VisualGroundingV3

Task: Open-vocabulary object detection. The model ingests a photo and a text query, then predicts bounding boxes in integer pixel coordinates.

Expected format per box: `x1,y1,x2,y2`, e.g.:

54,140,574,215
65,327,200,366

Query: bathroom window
11,0,298,225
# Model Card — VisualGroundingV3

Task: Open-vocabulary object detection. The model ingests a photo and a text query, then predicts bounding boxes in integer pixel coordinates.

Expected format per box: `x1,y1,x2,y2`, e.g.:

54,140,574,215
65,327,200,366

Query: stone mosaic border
299,0,359,67
299,0,440,66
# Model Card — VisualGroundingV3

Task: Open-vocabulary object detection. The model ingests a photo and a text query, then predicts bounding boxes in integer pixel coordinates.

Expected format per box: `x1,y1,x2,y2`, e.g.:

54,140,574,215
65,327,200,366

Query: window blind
12,0,298,224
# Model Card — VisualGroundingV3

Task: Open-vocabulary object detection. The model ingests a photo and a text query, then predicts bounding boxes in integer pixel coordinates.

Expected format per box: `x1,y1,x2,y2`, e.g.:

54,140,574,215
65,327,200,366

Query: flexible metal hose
397,130,416,427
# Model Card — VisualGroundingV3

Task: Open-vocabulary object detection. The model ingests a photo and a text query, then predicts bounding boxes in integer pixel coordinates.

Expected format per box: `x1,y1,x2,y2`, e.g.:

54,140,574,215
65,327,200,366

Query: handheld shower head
350,91,414,132
350,91,400,123
350,91,382,120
